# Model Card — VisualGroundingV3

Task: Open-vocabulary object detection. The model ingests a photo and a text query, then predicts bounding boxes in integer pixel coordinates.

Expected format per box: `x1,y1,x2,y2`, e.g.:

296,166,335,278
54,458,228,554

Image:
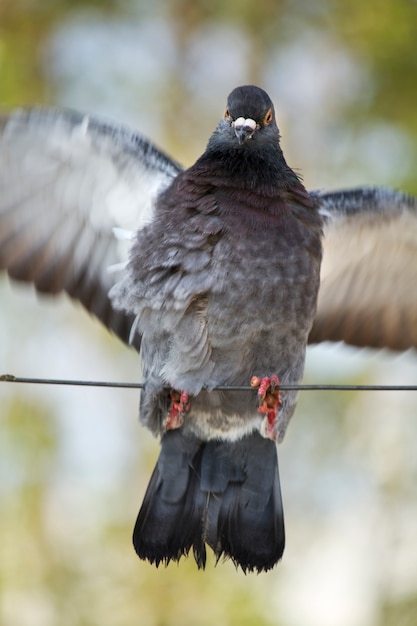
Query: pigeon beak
232,117,257,145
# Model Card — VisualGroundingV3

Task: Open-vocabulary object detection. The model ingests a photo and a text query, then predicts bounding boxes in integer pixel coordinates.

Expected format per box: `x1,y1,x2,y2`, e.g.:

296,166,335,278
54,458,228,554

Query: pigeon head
208,85,280,151
227,85,278,143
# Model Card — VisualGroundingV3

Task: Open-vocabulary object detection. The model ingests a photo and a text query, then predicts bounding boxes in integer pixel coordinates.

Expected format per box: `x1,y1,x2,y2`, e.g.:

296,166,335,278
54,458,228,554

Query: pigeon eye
264,109,273,126
225,109,231,120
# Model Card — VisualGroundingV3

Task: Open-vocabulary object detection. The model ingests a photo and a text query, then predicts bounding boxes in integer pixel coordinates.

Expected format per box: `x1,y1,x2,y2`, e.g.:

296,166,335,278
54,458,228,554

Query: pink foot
250,375,281,440
165,390,190,430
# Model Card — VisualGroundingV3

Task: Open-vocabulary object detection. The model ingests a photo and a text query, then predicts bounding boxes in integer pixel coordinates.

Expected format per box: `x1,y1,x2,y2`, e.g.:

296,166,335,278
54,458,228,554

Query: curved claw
165,390,190,430
250,376,282,440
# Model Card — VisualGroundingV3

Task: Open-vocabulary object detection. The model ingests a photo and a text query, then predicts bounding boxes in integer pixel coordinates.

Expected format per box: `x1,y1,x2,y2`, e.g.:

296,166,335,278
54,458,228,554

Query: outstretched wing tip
0,105,182,347
310,186,417,351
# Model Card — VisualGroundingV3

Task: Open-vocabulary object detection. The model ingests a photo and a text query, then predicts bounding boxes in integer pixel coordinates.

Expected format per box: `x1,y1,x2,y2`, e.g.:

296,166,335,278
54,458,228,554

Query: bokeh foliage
1,1,417,625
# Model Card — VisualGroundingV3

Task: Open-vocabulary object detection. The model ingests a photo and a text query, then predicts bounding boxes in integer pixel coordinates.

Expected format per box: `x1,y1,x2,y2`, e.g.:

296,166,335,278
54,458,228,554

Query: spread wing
0,107,183,347
309,187,417,350
2,113,416,355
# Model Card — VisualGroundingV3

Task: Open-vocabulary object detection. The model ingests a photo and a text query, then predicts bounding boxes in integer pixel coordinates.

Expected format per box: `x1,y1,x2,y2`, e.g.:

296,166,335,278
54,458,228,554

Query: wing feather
0,107,183,347
310,187,417,350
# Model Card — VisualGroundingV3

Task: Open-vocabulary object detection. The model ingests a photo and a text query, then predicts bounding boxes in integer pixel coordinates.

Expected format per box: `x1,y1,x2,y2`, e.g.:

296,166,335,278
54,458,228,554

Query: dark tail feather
213,436,285,572
133,429,285,573
133,431,207,567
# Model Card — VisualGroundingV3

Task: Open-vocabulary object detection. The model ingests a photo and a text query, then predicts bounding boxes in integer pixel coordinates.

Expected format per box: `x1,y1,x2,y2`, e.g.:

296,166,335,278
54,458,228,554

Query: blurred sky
1,2,417,626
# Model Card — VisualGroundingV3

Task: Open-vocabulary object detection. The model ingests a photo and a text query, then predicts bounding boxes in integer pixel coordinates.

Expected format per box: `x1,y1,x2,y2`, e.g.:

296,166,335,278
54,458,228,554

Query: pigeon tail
133,429,285,573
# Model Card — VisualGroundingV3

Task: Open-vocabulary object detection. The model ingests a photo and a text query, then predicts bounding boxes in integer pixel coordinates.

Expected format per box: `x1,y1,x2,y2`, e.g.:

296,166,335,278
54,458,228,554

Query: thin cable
1,374,417,392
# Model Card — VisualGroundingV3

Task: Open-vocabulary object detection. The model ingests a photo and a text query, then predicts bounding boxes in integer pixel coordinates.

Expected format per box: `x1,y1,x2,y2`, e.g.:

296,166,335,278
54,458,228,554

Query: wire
1,374,417,392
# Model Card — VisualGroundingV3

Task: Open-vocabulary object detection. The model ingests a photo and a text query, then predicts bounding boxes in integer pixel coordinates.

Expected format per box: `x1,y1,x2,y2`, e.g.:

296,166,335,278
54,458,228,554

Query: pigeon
0,85,416,573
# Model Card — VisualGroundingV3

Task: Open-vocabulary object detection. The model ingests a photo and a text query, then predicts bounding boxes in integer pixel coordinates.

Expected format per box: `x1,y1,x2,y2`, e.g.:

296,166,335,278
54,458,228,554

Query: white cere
232,117,257,130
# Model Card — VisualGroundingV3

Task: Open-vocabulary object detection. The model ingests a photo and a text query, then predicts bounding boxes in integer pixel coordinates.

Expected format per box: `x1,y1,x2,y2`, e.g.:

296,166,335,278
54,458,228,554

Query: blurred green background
1,1,417,625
